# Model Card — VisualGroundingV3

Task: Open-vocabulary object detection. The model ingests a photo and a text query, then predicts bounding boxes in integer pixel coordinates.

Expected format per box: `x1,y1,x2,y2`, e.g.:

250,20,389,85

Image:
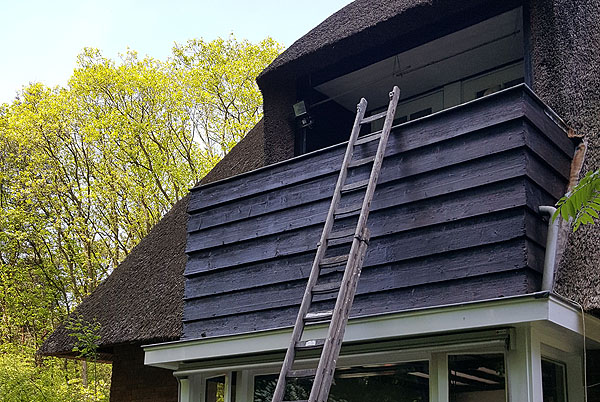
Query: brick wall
110,344,178,402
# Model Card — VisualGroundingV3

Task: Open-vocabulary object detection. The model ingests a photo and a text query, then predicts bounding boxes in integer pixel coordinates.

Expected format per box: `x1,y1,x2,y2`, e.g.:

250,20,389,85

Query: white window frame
178,336,508,402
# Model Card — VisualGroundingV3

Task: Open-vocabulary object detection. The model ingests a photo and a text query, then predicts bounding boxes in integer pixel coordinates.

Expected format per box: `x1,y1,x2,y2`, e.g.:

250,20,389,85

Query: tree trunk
82,359,88,388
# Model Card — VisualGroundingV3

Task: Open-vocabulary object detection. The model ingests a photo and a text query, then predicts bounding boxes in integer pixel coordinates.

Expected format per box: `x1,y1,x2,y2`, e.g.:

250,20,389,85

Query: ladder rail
316,229,371,402
309,229,369,402
309,86,401,402
270,98,368,402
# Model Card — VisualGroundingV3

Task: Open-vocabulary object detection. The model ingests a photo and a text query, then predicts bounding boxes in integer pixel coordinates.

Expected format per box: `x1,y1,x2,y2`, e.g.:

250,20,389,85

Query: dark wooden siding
182,86,575,340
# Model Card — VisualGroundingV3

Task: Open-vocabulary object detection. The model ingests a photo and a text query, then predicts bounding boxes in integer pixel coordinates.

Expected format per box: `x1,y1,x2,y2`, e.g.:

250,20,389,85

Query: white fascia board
144,293,598,369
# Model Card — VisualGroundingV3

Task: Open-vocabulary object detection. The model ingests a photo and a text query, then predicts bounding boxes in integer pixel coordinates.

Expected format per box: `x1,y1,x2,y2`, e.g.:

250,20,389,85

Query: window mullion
430,353,449,402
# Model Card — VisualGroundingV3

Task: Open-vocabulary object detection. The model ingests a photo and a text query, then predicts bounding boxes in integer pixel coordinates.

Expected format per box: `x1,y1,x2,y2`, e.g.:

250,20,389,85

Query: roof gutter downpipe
539,206,559,291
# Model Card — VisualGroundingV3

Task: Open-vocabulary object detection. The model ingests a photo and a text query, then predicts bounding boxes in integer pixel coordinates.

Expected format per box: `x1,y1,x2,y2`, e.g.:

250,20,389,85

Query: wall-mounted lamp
293,100,313,128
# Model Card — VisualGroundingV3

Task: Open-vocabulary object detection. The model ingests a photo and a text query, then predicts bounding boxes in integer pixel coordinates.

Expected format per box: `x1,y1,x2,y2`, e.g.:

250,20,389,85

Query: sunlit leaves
0,36,281,350
554,169,600,231
172,35,283,155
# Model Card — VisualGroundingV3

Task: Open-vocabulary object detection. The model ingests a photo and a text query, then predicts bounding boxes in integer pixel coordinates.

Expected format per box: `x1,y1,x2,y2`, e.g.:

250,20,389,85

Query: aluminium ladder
271,86,401,402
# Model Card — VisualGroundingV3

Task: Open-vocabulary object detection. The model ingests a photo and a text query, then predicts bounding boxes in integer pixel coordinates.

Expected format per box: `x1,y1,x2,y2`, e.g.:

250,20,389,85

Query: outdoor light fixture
293,100,313,128
293,100,307,117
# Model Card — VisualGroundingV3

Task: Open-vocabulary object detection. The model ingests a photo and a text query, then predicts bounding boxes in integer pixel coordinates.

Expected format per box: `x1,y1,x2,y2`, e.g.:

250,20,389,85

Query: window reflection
448,354,506,402
254,361,429,402
206,376,226,402
542,359,566,402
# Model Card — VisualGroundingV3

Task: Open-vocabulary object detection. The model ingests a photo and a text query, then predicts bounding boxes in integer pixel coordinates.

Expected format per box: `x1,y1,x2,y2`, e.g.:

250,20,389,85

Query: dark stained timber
182,86,576,340
182,270,540,339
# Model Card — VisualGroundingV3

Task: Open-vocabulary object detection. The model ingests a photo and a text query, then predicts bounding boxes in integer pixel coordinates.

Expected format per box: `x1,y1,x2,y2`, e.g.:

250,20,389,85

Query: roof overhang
144,292,600,370
258,0,523,86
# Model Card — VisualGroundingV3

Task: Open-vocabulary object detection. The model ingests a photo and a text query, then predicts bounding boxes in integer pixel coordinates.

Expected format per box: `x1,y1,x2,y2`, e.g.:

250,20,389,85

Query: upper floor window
295,7,524,155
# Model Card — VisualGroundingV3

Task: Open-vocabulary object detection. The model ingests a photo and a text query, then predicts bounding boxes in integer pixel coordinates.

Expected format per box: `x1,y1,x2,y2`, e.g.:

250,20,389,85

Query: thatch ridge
40,121,266,356
259,0,431,79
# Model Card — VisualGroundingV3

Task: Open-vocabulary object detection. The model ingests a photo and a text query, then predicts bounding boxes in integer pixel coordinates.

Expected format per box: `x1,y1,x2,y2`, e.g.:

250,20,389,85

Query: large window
174,325,585,402
253,361,429,402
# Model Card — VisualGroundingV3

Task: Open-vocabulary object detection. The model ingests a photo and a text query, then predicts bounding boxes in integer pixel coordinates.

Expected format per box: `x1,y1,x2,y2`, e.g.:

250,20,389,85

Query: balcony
182,84,575,340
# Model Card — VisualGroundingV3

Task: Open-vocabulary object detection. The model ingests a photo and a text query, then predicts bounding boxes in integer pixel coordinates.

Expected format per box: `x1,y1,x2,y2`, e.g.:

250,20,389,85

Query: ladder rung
361,110,387,124
354,131,382,145
327,236,354,247
287,368,317,378
348,155,375,168
304,310,333,323
319,264,346,276
328,228,355,240
295,338,326,350
341,179,369,193
312,282,341,295
320,254,349,268
327,228,355,247
334,203,362,217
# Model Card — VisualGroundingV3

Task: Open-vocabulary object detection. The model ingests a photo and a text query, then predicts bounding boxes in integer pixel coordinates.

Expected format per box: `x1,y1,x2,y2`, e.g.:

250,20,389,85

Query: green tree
554,169,600,231
0,35,281,398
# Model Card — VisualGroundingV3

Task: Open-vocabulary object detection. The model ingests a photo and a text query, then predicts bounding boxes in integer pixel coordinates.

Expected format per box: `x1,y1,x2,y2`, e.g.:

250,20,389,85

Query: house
40,0,600,401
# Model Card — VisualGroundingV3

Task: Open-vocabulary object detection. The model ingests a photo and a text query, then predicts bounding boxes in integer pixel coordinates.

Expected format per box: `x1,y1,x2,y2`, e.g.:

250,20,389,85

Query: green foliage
0,35,281,400
0,344,110,401
0,35,281,347
66,316,101,360
554,169,600,231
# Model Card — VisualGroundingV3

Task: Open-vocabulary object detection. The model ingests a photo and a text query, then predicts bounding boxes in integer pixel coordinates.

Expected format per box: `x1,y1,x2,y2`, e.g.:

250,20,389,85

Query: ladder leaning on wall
271,86,401,402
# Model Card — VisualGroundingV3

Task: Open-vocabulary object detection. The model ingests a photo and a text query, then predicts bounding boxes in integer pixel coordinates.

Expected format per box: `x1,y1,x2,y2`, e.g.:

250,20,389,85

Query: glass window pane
206,376,226,402
542,359,566,402
449,354,506,402
253,361,429,402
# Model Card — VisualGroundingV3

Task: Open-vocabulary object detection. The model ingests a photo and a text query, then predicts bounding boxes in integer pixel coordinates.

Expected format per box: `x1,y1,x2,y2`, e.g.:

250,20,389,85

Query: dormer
257,1,529,162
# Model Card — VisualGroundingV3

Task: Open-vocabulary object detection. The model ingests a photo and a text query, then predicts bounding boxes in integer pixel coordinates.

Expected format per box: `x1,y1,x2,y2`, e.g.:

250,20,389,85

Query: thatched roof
39,121,266,357
526,0,600,314
260,0,430,77
258,0,510,84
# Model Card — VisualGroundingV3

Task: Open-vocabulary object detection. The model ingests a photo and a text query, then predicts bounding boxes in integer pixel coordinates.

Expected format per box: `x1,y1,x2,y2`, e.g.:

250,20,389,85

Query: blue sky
0,0,353,104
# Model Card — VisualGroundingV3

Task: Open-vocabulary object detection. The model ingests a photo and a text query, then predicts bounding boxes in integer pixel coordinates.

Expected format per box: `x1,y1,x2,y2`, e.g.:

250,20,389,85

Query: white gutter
539,206,559,291
144,292,600,369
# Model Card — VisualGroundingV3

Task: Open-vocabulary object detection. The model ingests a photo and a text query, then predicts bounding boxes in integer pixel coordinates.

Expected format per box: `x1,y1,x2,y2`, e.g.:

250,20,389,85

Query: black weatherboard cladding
183,86,575,340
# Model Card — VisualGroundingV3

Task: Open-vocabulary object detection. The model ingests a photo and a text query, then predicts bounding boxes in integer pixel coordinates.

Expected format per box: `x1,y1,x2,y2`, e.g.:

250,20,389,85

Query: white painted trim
144,293,600,370
174,337,507,377
178,377,190,402
430,353,449,402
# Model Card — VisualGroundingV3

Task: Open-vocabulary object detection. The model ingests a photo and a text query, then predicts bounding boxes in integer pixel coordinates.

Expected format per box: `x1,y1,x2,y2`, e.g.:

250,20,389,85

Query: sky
0,0,354,104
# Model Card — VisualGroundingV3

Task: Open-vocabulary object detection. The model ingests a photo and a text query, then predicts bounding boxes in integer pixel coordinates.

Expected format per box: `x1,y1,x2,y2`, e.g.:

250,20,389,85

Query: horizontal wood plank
188,121,528,234
185,238,528,300
186,149,530,255
184,211,528,319
188,88,529,212
182,270,538,339
184,240,530,321
185,179,529,275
